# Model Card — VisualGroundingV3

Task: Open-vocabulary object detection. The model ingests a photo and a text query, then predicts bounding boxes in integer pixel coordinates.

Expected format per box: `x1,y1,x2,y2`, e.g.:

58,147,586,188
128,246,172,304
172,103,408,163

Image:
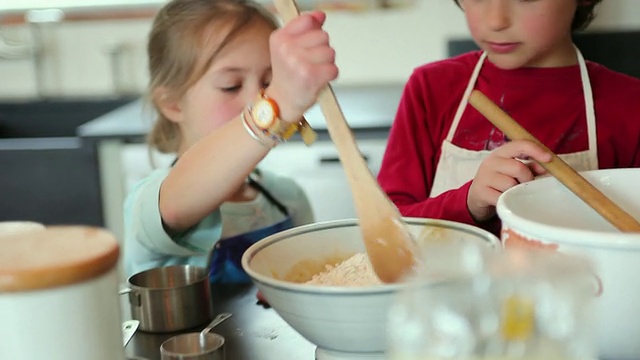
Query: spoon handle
202,313,232,335
272,2,369,180
469,90,640,232
273,0,417,283
199,312,232,347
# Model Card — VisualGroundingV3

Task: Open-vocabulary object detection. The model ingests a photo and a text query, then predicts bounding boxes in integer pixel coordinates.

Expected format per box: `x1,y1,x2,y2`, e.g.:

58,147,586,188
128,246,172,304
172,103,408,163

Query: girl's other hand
266,11,339,123
467,140,552,222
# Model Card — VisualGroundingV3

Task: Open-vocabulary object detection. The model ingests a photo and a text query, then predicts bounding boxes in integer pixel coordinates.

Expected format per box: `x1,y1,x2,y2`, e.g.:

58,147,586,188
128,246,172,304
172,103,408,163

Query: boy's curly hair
453,0,604,31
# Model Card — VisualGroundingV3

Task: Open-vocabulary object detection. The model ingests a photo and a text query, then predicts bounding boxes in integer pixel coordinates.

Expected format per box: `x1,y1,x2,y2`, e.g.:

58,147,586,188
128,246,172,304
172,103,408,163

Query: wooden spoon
273,0,418,283
468,90,640,232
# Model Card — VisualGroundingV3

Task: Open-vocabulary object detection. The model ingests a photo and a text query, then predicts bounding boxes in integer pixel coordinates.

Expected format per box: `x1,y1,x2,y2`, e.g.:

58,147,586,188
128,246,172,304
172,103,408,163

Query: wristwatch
247,89,317,146
251,89,280,130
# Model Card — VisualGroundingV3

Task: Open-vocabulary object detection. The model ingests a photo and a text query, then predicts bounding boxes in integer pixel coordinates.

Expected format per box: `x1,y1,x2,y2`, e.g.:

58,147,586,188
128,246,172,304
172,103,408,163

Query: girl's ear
153,87,184,123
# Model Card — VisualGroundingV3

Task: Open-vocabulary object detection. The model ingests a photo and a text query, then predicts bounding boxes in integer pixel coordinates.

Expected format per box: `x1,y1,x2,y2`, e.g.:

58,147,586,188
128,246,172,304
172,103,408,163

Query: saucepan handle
118,287,141,307
118,287,132,296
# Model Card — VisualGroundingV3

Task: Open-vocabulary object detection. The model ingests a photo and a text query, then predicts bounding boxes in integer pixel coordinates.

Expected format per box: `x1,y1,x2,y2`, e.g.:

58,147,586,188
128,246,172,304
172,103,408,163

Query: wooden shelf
0,7,159,26
0,0,406,26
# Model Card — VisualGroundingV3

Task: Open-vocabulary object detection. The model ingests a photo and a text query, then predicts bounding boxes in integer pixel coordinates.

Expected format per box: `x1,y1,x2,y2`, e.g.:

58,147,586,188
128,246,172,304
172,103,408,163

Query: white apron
430,49,598,197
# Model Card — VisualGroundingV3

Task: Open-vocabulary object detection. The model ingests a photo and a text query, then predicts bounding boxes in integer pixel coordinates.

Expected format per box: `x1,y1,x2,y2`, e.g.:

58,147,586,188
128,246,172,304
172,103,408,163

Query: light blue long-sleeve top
123,168,313,278
123,168,221,276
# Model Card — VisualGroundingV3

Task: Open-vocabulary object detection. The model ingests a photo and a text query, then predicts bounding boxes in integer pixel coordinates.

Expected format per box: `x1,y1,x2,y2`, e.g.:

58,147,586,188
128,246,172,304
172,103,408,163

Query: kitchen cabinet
0,96,134,225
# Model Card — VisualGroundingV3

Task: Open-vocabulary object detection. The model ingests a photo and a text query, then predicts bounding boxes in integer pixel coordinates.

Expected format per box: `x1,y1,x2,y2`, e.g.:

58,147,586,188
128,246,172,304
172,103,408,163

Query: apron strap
446,51,488,142
247,172,290,217
575,46,599,169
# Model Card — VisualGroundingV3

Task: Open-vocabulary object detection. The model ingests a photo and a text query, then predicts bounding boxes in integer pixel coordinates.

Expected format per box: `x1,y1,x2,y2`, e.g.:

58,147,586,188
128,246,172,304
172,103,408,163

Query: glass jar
388,242,596,360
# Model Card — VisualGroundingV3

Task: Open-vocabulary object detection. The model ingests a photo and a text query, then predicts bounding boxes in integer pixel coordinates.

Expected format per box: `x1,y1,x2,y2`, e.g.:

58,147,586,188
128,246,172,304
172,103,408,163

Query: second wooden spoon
273,0,418,283
469,90,640,232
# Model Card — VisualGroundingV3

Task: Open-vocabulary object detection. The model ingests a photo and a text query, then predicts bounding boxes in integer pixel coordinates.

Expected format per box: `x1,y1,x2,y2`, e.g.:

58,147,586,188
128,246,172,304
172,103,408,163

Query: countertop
124,283,316,360
77,84,404,143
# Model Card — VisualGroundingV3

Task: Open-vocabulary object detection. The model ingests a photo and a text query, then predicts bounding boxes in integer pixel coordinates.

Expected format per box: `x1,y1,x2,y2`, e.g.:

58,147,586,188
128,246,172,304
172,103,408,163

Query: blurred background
1,0,639,242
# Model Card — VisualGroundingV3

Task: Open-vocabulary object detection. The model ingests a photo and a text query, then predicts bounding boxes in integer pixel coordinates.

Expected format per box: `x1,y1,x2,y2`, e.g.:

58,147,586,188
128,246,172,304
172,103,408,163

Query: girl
123,0,338,282
377,0,640,235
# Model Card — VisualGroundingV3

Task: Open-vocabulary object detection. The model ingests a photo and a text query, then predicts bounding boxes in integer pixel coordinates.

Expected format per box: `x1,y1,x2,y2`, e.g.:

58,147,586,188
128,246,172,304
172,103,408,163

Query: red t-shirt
377,51,640,234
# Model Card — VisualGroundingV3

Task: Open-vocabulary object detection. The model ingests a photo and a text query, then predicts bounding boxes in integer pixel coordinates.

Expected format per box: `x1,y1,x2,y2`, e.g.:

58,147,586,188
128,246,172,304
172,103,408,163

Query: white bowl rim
241,217,500,294
497,168,640,250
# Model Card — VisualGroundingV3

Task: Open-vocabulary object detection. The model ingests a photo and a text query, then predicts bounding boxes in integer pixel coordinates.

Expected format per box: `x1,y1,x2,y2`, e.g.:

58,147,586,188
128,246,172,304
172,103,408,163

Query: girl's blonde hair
146,0,279,153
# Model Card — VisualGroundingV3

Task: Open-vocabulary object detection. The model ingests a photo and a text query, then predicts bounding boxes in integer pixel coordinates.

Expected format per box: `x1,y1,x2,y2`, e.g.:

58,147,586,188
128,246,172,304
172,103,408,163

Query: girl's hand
467,140,551,222
266,11,339,123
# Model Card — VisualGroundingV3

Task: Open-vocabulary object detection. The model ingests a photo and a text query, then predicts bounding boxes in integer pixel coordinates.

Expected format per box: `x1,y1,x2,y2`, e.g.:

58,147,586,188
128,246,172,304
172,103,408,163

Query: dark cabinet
0,96,135,226
448,30,640,79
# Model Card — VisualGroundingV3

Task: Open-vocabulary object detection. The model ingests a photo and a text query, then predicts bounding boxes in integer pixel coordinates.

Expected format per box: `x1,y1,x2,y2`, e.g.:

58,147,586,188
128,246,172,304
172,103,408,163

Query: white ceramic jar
0,220,45,235
0,226,125,360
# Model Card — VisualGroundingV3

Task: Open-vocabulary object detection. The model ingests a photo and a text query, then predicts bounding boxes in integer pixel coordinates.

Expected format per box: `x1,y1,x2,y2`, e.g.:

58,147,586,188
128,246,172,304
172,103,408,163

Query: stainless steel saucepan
120,265,213,333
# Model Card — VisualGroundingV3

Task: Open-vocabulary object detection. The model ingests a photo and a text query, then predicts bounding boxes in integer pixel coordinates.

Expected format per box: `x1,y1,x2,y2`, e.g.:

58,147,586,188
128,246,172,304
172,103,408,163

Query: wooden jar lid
0,226,120,292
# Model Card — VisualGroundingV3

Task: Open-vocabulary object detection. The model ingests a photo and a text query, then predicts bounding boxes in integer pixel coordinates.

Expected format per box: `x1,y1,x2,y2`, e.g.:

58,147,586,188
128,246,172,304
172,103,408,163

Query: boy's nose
485,0,511,31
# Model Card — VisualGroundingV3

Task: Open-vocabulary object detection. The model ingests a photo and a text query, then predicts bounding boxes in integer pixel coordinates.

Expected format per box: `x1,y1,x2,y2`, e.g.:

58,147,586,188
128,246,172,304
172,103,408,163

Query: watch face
252,100,276,129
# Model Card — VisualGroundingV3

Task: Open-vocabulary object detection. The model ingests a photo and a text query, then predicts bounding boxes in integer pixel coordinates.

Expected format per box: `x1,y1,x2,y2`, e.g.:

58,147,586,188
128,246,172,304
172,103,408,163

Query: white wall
590,0,640,30
0,0,638,100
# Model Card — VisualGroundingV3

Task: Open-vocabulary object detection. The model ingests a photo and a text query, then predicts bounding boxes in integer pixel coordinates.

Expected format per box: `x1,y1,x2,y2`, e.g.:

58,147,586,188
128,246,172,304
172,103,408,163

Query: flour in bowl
305,253,383,286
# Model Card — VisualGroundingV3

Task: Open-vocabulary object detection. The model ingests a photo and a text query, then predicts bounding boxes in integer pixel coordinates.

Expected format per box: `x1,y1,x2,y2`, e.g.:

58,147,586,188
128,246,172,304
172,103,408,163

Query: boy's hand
266,11,339,124
467,140,551,222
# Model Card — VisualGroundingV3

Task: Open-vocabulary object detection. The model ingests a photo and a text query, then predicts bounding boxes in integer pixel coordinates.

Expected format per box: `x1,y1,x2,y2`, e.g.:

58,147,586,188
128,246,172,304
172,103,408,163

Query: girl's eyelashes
217,75,271,93
220,85,241,93
263,71,272,89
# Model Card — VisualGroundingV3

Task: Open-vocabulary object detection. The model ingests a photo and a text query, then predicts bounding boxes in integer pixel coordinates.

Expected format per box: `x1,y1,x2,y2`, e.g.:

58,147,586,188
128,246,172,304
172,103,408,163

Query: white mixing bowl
497,168,640,360
241,218,499,360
